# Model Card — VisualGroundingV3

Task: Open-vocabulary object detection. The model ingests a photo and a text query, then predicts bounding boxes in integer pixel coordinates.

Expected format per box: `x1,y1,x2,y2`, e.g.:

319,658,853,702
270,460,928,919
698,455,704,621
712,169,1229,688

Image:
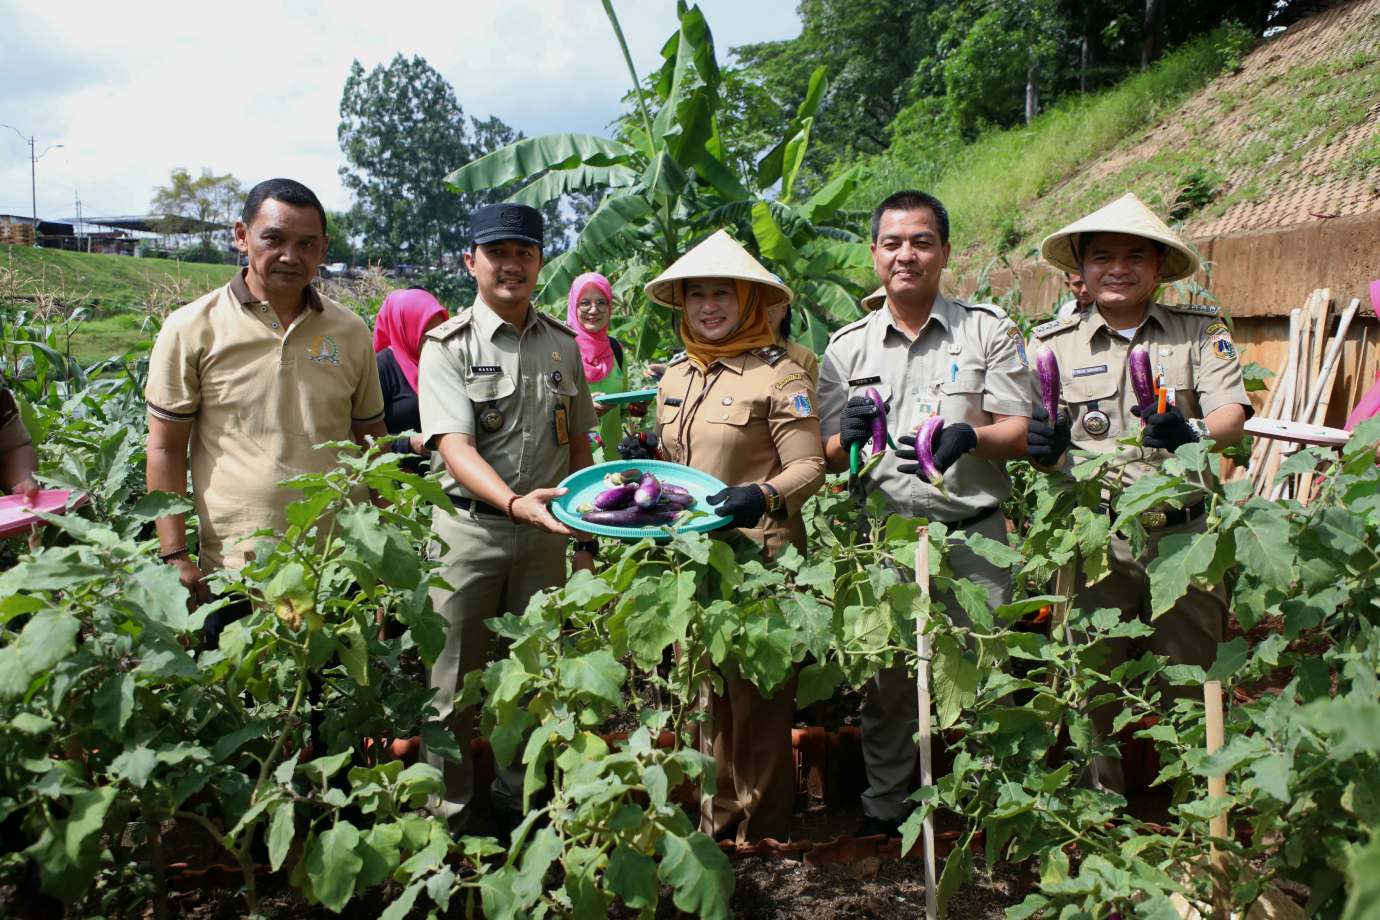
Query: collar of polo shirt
229,268,324,313
1081,301,1171,345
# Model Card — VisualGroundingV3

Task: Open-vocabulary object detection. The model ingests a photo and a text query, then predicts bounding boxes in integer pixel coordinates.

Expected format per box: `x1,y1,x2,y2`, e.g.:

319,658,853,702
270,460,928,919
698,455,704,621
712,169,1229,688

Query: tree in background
149,168,244,261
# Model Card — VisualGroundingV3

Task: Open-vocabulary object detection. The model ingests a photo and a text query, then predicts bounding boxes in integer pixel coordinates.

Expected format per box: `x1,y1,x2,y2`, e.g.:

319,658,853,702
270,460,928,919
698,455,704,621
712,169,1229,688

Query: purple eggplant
661,483,692,498
1034,345,1060,422
1128,344,1156,423
633,472,662,510
657,495,696,509
913,415,946,487
604,468,643,486
594,482,637,509
581,507,682,527
865,387,888,456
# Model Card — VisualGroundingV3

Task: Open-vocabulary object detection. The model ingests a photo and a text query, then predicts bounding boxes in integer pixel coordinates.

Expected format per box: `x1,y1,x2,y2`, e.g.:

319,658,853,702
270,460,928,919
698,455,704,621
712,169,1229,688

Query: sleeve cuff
351,411,386,425
1199,395,1254,422
982,396,1032,417
147,401,196,422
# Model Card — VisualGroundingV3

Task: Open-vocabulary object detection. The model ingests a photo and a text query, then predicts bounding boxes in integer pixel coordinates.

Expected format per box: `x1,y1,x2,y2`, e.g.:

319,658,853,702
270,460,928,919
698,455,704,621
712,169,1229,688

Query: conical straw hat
645,230,793,310
861,286,887,312
1040,193,1200,283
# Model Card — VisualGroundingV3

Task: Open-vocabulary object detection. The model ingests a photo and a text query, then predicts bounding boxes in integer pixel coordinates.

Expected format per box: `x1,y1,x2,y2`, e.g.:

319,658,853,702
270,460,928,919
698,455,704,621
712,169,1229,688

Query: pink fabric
567,272,616,383
373,289,447,392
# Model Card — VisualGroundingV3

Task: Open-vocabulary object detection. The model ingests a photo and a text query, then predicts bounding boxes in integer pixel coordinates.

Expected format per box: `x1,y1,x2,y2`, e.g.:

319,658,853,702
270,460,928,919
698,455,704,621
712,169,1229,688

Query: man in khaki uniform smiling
418,203,598,835
1027,193,1252,793
818,191,1033,838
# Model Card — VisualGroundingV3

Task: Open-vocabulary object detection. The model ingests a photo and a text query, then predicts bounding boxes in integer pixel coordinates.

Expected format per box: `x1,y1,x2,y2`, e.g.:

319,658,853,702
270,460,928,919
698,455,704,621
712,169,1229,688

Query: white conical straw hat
644,229,793,310
861,286,887,312
1040,193,1200,283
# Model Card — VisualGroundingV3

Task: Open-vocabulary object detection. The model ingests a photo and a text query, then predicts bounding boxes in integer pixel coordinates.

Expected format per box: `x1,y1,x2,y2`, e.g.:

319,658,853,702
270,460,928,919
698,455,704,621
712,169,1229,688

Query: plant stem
142,802,168,920
601,0,657,148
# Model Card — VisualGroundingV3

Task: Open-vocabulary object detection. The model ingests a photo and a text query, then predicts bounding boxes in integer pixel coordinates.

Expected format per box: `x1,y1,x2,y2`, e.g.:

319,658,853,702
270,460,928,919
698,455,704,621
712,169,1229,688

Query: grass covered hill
2,245,237,315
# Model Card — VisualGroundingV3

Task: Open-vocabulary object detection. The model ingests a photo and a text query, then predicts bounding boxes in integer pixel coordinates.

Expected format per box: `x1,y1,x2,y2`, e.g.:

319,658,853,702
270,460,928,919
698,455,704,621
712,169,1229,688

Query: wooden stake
1205,680,1229,920
915,531,938,920
1300,298,1361,500
1257,305,1305,495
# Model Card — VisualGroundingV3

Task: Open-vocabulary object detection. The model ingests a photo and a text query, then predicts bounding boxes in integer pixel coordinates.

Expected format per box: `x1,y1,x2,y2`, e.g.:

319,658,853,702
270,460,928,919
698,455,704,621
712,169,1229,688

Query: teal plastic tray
592,388,659,406
551,460,731,540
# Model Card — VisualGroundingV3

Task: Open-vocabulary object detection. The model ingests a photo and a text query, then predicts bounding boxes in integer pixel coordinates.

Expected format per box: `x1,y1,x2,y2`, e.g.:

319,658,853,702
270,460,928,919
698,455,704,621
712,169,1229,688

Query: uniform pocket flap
849,382,892,408
1064,371,1120,402
464,374,516,402
1160,362,1193,390
706,404,753,426
939,371,984,395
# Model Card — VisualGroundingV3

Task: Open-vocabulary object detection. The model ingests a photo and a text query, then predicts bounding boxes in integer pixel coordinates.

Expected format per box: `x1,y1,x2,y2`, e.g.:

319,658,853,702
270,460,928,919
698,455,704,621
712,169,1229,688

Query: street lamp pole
2,124,63,234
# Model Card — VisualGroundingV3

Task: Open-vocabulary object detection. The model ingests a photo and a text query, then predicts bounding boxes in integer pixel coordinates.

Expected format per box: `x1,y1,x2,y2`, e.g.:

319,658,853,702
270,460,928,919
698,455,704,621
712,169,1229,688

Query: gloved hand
1026,406,1072,466
839,396,881,449
706,485,767,530
616,434,655,461
1131,403,1198,451
896,422,978,477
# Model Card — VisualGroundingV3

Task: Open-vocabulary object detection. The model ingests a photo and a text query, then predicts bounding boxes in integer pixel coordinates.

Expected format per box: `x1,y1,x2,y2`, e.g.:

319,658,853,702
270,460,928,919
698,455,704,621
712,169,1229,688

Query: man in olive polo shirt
418,203,598,835
146,178,387,646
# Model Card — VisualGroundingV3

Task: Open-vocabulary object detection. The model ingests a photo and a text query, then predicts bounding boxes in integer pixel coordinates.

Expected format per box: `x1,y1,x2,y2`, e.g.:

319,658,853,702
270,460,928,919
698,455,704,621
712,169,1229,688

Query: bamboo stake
1251,293,1309,486
1205,680,1229,920
1349,326,1370,420
1256,306,1305,495
915,531,938,920
1300,299,1361,501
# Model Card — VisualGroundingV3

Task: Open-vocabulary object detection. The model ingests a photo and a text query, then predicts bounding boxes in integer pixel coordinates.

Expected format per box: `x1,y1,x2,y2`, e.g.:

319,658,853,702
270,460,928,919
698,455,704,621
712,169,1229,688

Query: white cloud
0,0,799,221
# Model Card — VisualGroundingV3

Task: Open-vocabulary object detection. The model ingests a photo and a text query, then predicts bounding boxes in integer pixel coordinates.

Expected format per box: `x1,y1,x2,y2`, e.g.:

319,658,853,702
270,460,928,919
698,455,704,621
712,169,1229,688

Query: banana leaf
445,134,637,192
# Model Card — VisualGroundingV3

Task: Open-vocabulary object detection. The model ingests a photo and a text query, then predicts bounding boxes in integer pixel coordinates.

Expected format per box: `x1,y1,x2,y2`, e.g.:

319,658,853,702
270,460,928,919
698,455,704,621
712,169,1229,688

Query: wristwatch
1187,418,1211,442
572,539,599,557
761,483,784,514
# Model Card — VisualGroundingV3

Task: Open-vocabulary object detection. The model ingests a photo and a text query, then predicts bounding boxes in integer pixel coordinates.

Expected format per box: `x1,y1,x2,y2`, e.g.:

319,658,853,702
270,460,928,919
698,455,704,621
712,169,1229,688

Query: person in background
766,300,819,384
1059,271,1096,319
0,381,38,505
818,190,1032,840
374,288,448,474
146,178,387,646
1026,193,1251,793
568,272,638,462
623,229,826,845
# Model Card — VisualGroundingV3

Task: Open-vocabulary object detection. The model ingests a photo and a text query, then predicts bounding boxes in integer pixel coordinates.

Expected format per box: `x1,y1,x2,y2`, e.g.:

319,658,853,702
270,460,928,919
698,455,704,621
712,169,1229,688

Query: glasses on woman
577,298,612,311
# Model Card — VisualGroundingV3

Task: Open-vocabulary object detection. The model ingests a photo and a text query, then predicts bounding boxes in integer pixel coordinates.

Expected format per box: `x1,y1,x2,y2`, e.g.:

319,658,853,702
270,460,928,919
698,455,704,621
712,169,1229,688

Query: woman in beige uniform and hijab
619,230,825,843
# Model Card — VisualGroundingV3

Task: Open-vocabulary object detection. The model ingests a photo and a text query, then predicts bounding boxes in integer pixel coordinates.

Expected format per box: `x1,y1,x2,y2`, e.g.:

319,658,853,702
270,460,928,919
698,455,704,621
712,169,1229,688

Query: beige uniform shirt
1030,301,1252,498
0,381,31,454
784,340,819,385
418,298,598,501
819,294,1032,522
146,270,385,571
655,345,825,557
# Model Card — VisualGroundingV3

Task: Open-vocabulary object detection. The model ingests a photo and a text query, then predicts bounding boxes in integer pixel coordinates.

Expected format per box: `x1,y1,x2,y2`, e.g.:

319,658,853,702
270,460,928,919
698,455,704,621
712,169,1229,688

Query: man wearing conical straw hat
622,229,825,845
1029,192,1252,794
818,191,1034,839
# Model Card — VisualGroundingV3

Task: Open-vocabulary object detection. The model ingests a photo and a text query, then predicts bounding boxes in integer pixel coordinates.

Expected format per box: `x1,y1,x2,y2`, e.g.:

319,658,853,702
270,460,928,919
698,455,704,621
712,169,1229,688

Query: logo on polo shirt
310,336,340,364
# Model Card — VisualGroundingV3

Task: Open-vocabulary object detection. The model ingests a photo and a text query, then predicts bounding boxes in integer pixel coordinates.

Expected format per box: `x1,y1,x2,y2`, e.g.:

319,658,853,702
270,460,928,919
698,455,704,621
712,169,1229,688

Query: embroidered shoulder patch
1209,334,1237,360
1204,322,1229,337
774,372,804,390
1031,316,1077,338
787,391,813,417
1006,327,1029,366
1168,302,1221,316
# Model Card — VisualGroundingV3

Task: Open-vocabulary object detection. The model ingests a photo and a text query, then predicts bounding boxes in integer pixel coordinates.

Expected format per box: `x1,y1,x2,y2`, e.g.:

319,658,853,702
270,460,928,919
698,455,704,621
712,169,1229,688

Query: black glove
1026,406,1072,466
1131,403,1198,451
616,434,655,461
706,485,767,530
896,422,978,477
839,396,881,449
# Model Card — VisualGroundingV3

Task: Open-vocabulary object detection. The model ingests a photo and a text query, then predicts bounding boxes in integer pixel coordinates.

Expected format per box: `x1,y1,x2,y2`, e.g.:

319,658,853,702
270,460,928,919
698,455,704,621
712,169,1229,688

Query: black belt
1101,499,1206,529
942,505,999,532
454,496,507,517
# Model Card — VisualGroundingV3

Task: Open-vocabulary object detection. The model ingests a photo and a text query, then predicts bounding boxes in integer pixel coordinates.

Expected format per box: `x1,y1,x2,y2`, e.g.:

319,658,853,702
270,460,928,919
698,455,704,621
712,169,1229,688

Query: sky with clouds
0,0,800,222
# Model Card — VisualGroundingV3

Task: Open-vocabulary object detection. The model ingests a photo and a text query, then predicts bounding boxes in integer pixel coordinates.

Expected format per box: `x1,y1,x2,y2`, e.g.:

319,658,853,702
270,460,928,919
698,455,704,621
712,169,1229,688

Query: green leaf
555,650,626,706
335,618,369,687
1235,502,1296,592
608,843,659,909
963,531,1023,568
338,505,421,591
268,802,295,872
641,151,689,196
508,163,639,207
655,832,735,920
1146,532,1217,618
513,826,564,909
419,720,467,767
751,201,798,262
17,611,80,675
932,634,979,729
692,150,749,201
445,134,637,191
798,164,871,224
305,822,363,912
796,660,845,709
1206,636,1250,684
92,672,134,738
109,747,158,788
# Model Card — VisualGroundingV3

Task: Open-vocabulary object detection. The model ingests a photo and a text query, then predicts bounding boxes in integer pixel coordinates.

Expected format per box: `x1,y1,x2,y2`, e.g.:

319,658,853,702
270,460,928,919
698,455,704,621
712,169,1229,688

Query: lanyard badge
552,404,570,445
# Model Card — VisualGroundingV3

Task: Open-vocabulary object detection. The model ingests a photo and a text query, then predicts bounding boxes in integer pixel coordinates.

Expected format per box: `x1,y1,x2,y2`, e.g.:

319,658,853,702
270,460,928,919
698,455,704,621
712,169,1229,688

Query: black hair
871,190,950,245
242,178,328,236
1075,232,1167,264
778,303,793,340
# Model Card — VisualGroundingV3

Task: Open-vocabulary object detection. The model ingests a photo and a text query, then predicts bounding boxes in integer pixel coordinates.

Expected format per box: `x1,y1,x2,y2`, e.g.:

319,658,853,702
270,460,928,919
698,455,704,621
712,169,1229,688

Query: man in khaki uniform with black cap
418,203,599,834
818,191,1033,838
1027,193,1251,793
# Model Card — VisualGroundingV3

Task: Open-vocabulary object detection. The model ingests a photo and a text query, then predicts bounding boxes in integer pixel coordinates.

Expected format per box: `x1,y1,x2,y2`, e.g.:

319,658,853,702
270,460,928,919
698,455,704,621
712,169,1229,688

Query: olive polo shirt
418,297,598,502
145,269,385,571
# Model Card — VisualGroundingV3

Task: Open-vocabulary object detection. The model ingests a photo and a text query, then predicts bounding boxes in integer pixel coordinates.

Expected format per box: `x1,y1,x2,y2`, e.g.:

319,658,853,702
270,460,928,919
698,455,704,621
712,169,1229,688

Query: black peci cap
471,203,544,248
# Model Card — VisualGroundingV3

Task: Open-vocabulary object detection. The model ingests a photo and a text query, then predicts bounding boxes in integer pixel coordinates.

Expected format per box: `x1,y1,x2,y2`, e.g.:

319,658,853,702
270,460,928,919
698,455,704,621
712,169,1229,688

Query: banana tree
443,0,876,360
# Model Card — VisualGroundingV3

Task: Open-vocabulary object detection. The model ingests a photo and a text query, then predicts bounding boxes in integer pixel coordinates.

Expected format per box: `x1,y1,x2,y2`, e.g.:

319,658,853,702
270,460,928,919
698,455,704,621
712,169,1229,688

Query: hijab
373,289,448,392
567,272,617,384
678,278,777,371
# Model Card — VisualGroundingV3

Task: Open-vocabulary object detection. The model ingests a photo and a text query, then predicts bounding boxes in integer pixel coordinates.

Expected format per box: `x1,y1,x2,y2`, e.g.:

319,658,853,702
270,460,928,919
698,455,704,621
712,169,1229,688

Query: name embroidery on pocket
1073,365,1108,377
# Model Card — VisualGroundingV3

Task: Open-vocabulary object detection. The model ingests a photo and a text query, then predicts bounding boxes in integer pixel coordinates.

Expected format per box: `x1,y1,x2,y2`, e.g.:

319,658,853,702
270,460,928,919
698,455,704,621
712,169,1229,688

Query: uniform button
722,397,733,406
1085,387,1092,395
1177,378,1184,385
272,323,279,328
260,306,267,312
721,413,730,420
912,387,919,394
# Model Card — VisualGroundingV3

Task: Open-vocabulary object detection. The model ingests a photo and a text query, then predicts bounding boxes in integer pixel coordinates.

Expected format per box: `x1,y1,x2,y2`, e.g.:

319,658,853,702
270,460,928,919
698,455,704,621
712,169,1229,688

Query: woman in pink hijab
568,272,635,461
374,288,448,467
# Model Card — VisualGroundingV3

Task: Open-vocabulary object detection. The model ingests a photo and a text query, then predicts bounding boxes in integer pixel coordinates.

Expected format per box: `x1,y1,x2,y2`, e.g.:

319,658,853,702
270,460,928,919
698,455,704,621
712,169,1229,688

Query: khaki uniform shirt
654,345,825,557
0,381,31,454
784,340,819,385
1030,301,1252,499
146,270,385,571
818,294,1032,522
418,298,598,500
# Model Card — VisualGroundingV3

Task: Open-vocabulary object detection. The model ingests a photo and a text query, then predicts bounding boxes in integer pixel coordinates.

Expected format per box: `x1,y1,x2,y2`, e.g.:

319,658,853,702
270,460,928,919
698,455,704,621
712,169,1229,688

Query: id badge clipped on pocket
552,403,570,445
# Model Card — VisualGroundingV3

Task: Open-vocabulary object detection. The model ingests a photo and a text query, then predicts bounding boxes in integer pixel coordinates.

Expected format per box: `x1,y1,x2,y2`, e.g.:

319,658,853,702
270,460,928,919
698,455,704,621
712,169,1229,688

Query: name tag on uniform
664,397,683,406
848,375,882,387
470,365,503,375
1073,365,1108,377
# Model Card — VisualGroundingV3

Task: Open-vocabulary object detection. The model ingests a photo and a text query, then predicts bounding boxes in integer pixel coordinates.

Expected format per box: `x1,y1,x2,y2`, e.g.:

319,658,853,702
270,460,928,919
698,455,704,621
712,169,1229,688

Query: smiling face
871,206,950,308
234,198,327,299
574,283,612,334
1079,232,1168,313
683,277,741,342
463,238,543,309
